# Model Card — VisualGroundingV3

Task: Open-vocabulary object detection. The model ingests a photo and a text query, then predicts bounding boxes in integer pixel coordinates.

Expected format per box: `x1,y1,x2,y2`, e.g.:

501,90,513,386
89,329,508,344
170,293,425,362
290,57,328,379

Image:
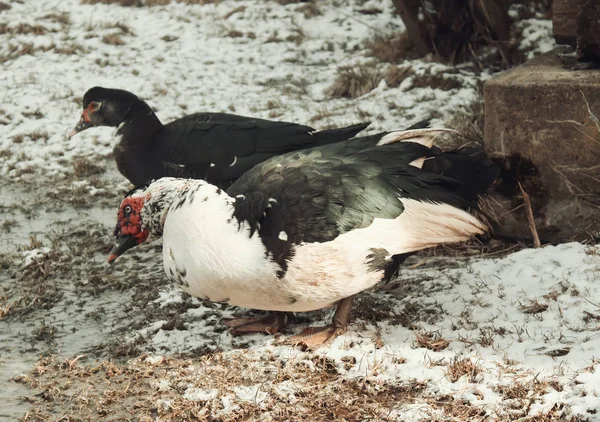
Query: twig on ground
518,182,541,248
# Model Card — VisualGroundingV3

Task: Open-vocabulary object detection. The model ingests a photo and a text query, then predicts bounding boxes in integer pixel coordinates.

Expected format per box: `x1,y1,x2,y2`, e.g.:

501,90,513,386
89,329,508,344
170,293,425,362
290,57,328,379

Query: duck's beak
108,234,138,264
68,116,93,138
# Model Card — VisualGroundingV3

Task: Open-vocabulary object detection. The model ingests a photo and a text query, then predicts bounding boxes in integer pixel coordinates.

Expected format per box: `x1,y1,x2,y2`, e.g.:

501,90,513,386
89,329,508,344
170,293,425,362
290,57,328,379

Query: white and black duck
68,87,370,187
108,128,499,349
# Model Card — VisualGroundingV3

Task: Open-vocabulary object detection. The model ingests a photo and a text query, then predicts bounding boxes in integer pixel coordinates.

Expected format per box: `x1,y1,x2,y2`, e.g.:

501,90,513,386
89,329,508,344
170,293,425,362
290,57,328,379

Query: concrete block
484,52,600,240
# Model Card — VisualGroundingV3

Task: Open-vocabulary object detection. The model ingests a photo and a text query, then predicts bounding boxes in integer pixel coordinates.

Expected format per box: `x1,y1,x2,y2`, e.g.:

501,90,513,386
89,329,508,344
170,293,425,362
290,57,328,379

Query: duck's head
108,187,151,264
108,178,197,264
69,87,141,138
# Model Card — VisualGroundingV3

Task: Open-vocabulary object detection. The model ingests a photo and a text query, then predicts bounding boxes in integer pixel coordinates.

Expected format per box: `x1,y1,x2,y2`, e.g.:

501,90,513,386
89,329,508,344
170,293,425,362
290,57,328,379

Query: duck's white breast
160,191,338,312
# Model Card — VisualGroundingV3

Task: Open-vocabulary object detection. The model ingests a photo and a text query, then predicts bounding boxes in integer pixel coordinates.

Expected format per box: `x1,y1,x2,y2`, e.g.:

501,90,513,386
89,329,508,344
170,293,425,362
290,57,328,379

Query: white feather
159,181,487,313
376,128,458,147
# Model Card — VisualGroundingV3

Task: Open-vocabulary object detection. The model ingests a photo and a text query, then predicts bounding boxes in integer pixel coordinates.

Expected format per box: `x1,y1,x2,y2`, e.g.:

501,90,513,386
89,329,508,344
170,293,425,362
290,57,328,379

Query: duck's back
149,113,369,187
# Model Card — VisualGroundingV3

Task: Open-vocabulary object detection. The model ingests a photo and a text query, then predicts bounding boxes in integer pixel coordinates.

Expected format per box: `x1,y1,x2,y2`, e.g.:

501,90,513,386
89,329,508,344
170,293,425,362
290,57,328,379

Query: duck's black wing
228,138,497,277
149,113,369,187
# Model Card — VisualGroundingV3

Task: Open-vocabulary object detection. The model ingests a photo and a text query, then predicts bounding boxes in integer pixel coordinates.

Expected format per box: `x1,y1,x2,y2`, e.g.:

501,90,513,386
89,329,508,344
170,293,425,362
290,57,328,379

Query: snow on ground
0,0,479,184
2,0,598,420
134,242,600,420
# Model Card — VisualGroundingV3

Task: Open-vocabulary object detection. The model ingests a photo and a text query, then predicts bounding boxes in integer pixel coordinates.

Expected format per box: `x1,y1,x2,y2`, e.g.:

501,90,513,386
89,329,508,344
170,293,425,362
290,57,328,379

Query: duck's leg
222,312,286,335
283,296,354,350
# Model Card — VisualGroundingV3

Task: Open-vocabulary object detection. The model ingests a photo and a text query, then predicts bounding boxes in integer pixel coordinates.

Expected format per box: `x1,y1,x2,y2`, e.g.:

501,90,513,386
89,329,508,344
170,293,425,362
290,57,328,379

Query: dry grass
384,66,414,88
1,218,19,233
326,65,382,99
42,12,71,25
446,356,482,383
519,300,549,314
297,3,320,18
415,331,450,351
18,353,432,421
0,2,11,11
73,156,106,177
21,109,44,119
410,69,463,91
102,34,125,45
226,29,244,38
368,32,420,64
20,350,580,421
275,0,306,5
12,131,48,144
222,5,245,19
445,95,485,147
0,42,86,64
358,7,382,15
81,0,216,5
0,23,49,35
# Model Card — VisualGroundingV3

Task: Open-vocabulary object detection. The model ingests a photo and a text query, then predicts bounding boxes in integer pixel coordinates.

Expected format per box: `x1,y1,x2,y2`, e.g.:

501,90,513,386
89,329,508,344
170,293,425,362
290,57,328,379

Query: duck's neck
141,179,231,239
113,101,164,186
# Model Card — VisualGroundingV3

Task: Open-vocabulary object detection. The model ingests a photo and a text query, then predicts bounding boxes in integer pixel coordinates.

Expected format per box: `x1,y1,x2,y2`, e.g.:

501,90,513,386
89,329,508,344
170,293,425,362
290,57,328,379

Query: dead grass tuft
81,0,140,5
445,96,485,147
42,12,71,25
12,131,48,144
368,32,419,64
0,42,86,64
358,7,382,15
81,0,217,4
415,331,450,351
519,300,549,314
297,2,320,18
275,0,306,4
0,297,10,319
497,381,528,399
1,218,19,233
226,29,244,38
223,5,245,19
0,23,49,35
102,34,125,45
21,109,44,119
0,2,10,11
410,69,463,91
73,156,105,177
326,65,382,99
384,65,414,88
446,356,482,383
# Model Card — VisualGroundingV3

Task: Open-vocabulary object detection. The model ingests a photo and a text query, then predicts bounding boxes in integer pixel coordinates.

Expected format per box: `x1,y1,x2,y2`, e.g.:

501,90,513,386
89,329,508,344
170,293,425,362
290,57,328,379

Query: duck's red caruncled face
108,197,149,263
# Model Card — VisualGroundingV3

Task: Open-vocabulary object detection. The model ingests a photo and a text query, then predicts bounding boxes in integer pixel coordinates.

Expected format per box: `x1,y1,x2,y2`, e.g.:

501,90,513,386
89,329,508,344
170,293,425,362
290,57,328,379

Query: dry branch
518,182,541,248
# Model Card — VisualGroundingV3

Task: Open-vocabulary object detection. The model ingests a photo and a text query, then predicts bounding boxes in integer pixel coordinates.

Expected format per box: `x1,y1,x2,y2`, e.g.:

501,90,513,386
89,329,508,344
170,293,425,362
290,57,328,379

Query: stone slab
484,52,600,240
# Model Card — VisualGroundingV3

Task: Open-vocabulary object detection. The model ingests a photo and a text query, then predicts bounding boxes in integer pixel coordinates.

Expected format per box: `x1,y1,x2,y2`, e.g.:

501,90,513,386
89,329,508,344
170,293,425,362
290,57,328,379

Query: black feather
227,138,498,277
77,87,371,187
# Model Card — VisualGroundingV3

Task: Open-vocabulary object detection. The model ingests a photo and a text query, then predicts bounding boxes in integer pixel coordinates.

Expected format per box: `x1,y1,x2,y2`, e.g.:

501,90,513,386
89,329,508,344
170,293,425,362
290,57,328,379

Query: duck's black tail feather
404,119,431,130
422,144,500,207
312,122,371,145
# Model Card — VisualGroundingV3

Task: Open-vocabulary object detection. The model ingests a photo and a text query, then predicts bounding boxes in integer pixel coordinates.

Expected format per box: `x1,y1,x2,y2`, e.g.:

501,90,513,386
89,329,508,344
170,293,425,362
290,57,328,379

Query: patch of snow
517,18,555,59
20,247,51,267
183,387,218,402
233,385,269,405
154,289,186,308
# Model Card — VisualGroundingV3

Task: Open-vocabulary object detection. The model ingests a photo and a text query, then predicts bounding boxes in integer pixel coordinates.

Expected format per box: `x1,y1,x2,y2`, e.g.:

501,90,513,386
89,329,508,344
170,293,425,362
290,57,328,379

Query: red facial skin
108,197,150,262
81,103,95,123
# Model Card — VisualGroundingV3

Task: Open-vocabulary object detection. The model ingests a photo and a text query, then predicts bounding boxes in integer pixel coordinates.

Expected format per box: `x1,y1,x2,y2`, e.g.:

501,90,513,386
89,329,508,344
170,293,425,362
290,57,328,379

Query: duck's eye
90,101,102,111
124,205,132,215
